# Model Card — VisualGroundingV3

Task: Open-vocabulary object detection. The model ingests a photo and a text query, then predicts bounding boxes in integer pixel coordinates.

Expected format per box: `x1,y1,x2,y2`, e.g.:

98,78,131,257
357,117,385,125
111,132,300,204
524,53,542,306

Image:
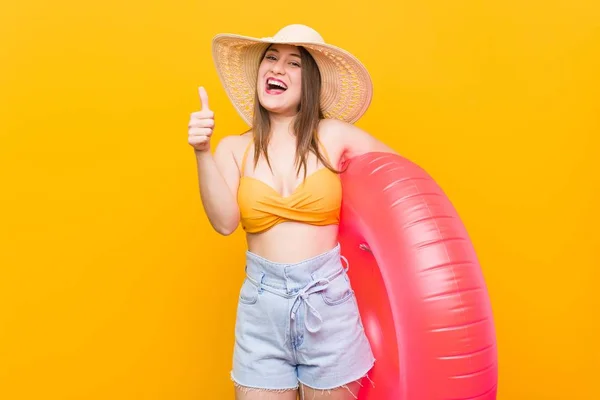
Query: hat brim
211,33,373,126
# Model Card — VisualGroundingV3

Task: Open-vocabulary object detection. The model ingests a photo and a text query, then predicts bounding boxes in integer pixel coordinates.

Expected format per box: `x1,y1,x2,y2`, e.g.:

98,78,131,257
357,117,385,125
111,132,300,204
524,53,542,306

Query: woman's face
256,44,303,118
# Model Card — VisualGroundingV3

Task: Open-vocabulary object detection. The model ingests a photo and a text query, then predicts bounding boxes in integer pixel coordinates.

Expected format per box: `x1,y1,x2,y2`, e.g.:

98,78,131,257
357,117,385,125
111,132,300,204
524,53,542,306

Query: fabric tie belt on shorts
245,258,348,334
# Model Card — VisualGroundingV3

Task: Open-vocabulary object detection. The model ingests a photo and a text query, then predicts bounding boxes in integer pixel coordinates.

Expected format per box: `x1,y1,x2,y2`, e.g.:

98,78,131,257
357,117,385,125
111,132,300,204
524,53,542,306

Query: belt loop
258,273,266,293
340,255,349,272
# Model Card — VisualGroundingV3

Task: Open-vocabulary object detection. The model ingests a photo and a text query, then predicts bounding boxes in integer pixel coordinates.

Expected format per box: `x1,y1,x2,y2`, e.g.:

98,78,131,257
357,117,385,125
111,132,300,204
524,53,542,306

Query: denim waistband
245,243,347,293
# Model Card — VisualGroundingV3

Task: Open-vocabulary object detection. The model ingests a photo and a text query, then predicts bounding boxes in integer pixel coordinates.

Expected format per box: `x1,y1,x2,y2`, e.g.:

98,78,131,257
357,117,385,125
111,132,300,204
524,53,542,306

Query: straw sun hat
211,24,373,126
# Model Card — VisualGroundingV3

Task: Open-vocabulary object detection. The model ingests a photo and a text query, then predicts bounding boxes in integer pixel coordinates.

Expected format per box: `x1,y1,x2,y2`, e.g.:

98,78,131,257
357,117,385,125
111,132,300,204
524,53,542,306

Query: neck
268,112,296,139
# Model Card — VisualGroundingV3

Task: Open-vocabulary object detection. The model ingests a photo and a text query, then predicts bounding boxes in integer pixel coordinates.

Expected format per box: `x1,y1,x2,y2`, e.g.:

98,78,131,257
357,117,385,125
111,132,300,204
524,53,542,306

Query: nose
271,59,286,75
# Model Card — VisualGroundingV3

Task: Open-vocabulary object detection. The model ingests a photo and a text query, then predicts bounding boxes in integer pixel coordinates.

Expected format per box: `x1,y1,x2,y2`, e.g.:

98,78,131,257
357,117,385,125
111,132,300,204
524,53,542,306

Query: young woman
189,24,396,400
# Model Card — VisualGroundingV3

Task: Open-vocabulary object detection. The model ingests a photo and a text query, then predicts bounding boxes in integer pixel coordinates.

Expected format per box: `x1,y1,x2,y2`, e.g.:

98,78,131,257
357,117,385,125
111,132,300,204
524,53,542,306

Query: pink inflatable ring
338,152,498,400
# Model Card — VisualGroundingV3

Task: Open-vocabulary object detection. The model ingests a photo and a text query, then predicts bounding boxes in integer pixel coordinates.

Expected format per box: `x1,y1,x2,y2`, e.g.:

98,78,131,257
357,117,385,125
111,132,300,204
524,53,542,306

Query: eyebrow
266,48,301,59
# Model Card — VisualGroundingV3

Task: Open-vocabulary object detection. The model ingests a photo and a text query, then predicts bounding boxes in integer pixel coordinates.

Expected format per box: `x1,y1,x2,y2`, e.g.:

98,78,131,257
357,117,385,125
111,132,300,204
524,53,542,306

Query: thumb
198,86,210,112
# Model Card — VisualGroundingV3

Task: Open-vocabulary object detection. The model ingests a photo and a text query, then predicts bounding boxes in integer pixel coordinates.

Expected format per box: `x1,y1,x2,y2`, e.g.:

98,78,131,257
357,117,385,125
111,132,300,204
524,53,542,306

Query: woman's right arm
194,139,241,236
189,86,241,236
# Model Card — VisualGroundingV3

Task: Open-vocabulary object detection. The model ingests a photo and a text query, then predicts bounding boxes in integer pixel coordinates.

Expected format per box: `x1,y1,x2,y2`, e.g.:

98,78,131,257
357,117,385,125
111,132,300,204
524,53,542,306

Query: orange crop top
237,140,342,233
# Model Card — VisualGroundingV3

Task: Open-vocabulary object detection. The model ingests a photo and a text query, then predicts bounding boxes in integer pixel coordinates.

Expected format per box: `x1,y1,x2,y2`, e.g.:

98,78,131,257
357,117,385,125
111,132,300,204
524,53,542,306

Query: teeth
267,79,287,89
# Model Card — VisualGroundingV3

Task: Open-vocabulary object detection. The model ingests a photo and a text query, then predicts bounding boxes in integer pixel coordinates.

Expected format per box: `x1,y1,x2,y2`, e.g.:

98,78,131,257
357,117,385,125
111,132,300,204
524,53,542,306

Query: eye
290,61,301,67
265,54,277,61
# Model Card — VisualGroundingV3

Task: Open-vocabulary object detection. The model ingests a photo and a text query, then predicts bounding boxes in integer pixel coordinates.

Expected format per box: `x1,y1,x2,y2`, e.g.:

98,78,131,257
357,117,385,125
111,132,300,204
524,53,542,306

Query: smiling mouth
266,78,288,94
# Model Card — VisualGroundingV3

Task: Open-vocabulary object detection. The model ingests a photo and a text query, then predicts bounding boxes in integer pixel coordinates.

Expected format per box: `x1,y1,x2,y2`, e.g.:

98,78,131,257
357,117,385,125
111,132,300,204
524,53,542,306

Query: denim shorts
230,243,375,391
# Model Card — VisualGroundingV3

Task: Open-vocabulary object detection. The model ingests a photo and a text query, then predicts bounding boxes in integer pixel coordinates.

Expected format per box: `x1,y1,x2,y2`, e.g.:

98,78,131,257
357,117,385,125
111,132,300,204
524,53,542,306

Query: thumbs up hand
188,86,215,152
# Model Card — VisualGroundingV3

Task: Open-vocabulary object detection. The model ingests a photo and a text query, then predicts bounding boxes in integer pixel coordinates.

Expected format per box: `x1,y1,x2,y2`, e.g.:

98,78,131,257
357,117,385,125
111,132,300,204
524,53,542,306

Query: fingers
190,108,214,118
188,127,213,137
198,86,210,112
188,126,212,151
188,134,210,147
188,115,215,128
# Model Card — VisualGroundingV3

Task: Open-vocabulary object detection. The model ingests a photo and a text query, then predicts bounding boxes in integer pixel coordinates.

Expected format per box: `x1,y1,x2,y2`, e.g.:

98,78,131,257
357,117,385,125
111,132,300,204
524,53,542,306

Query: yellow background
1,0,598,399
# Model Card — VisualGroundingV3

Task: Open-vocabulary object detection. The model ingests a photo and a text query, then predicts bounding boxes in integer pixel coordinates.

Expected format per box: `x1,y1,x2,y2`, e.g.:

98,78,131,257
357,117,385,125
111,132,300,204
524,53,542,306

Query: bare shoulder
318,118,378,142
215,131,251,150
214,130,252,158
317,118,346,138
211,131,254,176
318,118,396,160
